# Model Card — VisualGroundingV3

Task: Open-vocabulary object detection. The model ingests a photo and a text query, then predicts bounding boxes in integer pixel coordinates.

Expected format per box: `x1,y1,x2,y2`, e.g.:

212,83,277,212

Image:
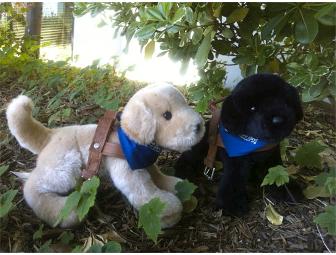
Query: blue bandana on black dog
117,127,162,170
219,123,269,157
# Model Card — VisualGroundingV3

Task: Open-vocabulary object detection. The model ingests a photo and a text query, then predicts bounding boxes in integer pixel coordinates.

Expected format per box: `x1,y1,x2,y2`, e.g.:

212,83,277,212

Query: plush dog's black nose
272,116,284,124
195,123,202,133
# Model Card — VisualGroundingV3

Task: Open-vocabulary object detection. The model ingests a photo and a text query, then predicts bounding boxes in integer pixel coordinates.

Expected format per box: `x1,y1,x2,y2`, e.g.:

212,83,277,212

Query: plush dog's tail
6,95,52,154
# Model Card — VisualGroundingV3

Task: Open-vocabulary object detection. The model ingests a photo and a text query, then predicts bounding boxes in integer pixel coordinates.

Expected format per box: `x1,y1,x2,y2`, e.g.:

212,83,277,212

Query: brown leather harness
81,110,124,180
203,98,277,180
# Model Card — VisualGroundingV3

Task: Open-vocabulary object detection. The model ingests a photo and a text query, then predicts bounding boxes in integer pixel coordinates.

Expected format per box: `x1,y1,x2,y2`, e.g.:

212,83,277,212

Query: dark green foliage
175,180,197,202
294,140,327,169
86,241,122,253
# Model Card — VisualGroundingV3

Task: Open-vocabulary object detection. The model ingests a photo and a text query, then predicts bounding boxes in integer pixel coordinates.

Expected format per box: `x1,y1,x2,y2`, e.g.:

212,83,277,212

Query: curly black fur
175,73,304,216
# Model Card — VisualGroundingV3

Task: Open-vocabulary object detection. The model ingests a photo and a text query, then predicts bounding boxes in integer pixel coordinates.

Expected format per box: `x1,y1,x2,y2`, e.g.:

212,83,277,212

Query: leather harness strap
81,110,125,180
102,142,124,158
203,108,221,170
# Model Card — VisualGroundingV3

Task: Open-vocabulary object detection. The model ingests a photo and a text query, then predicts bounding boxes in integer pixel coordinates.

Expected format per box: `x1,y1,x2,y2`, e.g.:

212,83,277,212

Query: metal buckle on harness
203,166,215,180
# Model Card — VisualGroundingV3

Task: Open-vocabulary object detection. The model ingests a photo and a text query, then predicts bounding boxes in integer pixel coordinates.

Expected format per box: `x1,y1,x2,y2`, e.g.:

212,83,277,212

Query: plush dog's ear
285,84,304,122
220,95,245,133
120,100,156,144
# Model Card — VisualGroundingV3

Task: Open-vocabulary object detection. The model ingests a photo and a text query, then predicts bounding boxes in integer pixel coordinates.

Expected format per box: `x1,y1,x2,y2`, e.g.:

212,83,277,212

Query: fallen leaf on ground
265,204,283,225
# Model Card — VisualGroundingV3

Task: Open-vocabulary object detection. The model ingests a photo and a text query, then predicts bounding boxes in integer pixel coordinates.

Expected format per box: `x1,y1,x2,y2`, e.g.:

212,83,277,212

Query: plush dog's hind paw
155,191,182,228
264,182,304,204
58,211,81,228
216,194,249,217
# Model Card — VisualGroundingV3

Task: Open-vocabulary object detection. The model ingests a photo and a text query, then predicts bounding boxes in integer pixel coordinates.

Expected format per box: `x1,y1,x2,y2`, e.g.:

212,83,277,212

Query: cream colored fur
6,83,205,228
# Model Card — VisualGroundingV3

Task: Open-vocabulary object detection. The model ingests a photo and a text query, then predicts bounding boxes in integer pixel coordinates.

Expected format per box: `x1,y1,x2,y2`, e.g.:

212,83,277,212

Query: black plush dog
175,73,303,216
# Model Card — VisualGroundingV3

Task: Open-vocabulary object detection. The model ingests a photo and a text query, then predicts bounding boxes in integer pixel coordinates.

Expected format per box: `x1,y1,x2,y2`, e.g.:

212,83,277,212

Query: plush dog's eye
250,106,256,111
163,111,172,120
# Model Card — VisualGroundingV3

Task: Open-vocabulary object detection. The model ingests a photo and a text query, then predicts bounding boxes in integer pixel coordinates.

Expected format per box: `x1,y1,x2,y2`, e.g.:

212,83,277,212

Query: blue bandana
117,127,162,170
219,123,269,157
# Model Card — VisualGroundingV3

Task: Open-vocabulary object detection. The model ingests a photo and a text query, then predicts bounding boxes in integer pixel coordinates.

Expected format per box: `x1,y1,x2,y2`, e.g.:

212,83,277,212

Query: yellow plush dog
6,83,205,228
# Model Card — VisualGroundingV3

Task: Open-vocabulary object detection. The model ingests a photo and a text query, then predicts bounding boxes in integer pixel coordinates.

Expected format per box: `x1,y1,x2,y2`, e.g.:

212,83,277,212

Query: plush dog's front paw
57,210,81,228
155,191,182,228
216,193,249,217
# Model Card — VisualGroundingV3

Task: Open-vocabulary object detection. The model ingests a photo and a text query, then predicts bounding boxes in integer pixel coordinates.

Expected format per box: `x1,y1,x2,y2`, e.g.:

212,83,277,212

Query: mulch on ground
0,83,335,252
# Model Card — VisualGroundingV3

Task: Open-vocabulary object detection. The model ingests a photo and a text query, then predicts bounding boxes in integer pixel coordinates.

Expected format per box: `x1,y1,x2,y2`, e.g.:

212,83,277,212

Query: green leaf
261,14,288,40
303,185,330,199
144,40,155,59
102,241,122,253
80,176,100,194
194,31,215,67
0,189,18,218
314,66,329,76
261,165,289,187
38,240,52,253
185,7,193,24
76,194,95,222
146,7,165,21
54,191,81,227
315,4,336,26
172,8,185,23
71,245,83,253
315,168,336,186
294,140,327,169
226,8,249,24
58,231,75,245
158,3,172,18
213,3,222,18
265,204,283,225
295,11,319,44
76,176,100,221
86,244,102,253
135,24,157,41
138,198,166,243
101,99,120,110
304,53,319,68
196,97,209,113
182,195,198,213
314,206,336,236
301,87,321,102
0,165,9,177
314,168,336,196
175,180,197,202
33,224,44,240
325,177,336,196
191,27,203,45
222,28,234,39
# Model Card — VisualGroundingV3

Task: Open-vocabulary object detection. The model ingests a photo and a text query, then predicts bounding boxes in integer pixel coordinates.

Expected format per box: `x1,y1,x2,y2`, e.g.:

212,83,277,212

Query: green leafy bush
74,2,336,109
